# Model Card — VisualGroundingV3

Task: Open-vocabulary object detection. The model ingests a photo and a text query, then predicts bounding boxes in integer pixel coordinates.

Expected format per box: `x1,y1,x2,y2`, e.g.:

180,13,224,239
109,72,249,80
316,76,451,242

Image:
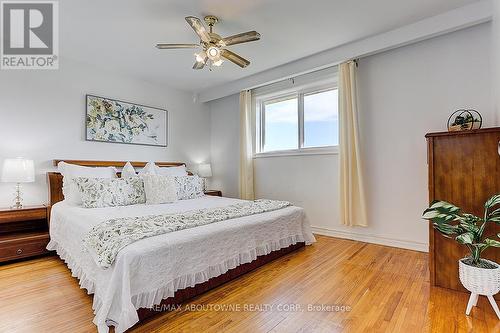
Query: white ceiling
61,0,479,92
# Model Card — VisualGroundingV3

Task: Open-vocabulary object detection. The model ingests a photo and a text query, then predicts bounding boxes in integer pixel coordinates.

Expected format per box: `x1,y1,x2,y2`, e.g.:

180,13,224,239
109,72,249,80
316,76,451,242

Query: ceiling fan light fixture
207,46,220,59
195,51,206,62
212,58,224,67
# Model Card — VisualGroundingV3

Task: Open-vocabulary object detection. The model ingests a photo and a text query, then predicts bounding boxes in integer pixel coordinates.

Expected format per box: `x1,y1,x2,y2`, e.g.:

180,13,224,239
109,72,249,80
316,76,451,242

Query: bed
46,160,316,333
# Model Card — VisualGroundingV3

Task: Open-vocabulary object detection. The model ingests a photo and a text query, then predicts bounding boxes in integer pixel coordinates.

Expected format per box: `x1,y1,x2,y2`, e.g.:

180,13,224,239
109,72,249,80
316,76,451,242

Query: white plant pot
459,258,500,295
459,258,500,319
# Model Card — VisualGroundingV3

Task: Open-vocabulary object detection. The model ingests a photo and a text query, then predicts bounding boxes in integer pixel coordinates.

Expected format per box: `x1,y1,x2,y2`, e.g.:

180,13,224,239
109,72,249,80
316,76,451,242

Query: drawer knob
16,248,23,255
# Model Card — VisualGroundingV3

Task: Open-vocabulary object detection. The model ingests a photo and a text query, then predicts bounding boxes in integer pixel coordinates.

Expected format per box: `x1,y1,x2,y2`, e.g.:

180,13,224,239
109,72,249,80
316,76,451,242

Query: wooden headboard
47,160,188,210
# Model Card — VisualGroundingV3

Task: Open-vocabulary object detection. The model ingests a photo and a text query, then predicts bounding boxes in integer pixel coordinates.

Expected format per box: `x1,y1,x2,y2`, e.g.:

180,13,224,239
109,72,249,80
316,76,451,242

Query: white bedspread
47,196,315,333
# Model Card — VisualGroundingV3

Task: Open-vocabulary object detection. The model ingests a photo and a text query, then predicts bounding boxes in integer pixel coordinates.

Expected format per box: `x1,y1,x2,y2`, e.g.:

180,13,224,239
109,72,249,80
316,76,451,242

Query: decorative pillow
121,162,137,178
175,175,204,200
74,177,146,208
141,174,178,204
156,165,188,177
138,162,157,175
58,162,117,206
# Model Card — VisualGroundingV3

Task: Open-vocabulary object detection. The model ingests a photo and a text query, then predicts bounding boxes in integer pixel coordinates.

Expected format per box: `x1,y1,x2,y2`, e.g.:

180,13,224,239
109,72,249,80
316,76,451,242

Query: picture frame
85,94,168,147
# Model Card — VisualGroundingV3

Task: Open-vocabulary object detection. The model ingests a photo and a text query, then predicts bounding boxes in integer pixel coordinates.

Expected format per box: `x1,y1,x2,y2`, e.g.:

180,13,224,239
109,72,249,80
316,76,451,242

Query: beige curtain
239,90,255,200
339,61,367,227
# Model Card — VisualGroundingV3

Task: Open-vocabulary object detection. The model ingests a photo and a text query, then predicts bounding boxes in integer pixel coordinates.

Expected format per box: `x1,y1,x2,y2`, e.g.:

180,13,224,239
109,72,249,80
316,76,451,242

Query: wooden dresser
426,127,500,295
0,205,50,263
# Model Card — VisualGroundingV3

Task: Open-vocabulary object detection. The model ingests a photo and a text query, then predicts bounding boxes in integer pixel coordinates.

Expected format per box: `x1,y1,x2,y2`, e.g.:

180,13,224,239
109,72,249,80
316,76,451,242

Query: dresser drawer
0,234,50,262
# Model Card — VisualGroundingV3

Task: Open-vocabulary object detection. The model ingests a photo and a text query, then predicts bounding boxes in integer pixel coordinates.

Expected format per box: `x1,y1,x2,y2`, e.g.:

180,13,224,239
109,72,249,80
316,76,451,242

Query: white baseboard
311,226,428,253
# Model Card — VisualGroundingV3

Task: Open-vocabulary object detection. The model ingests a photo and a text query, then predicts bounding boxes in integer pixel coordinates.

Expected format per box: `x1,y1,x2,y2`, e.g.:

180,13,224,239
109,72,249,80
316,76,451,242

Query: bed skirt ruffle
47,233,311,333
47,240,97,294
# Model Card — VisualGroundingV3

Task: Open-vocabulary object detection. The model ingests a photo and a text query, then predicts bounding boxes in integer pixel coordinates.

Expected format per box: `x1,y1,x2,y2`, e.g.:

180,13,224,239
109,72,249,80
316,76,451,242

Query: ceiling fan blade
185,16,211,43
220,49,250,68
221,31,260,46
156,43,199,49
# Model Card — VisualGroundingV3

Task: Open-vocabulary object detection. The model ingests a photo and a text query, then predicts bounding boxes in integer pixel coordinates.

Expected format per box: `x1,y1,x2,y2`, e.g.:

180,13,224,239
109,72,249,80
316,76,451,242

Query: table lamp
1,158,35,209
197,163,212,191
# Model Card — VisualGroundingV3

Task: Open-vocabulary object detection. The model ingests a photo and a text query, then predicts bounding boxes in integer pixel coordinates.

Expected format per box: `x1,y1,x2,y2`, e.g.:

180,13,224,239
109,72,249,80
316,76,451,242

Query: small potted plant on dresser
423,195,500,319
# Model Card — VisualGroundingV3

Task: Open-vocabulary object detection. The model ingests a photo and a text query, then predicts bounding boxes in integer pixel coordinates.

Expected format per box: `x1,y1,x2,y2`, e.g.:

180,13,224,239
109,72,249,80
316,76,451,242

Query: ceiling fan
156,15,261,70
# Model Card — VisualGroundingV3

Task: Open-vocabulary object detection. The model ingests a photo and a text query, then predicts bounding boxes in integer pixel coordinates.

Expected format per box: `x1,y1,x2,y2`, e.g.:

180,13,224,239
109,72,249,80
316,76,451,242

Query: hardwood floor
1,235,499,332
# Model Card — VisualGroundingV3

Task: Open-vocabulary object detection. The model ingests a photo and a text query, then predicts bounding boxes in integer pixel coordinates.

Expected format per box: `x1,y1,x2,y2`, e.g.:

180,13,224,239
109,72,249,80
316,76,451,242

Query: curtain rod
245,58,359,92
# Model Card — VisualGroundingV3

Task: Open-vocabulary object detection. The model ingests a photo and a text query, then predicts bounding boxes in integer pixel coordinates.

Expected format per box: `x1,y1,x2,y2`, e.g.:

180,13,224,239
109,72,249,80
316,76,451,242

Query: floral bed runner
83,199,291,268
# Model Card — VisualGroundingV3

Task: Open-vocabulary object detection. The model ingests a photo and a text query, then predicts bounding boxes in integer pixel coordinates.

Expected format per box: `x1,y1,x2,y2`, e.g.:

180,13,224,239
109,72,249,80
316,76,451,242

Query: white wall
0,58,210,207
208,23,494,251
209,94,240,198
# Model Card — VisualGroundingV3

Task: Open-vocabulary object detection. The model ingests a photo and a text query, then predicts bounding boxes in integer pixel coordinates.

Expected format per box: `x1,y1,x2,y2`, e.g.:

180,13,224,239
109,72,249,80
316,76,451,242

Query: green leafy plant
422,194,500,269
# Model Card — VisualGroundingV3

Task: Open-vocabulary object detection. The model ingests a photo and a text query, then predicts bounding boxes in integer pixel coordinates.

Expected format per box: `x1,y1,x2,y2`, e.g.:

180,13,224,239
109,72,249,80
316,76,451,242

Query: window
262,96,298,152
256,84,338,155
304,89,339,148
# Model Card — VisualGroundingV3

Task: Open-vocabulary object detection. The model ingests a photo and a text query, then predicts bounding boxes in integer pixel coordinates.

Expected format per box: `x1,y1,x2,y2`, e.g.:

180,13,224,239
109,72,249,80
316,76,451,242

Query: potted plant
423,194,500,319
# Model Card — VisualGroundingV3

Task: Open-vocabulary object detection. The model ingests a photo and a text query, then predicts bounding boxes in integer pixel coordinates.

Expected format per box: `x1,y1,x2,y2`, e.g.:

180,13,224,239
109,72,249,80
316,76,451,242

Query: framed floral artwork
85,95,168,147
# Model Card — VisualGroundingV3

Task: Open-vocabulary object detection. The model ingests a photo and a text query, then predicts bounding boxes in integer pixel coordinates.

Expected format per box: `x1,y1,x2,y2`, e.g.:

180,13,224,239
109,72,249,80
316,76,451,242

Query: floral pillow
74,177,146,208
175,175,204,200
58,162,117,206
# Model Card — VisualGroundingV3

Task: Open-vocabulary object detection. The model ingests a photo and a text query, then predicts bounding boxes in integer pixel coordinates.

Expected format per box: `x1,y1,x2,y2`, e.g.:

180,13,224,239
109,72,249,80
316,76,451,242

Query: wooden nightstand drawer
0,206,50,263
0,206,47,224
0,233,50,262
204,190,222,197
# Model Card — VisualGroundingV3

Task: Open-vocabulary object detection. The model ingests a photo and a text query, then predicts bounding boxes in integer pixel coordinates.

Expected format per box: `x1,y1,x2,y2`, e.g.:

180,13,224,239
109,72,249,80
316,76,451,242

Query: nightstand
0,205,50,263
204,190,222,197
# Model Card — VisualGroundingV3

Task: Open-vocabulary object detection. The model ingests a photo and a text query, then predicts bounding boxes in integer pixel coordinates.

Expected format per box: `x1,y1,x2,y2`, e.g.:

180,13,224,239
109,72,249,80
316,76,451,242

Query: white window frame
254,79,339,158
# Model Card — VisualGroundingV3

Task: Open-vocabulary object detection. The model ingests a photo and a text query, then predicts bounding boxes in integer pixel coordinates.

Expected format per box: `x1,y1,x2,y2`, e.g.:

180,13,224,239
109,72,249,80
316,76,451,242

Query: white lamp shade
198,163,212,178
1,158,35,183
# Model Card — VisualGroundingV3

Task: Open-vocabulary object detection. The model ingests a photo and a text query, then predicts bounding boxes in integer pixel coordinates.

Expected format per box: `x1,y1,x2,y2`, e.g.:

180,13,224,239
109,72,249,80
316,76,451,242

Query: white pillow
57,162,116,205
141,174,178,204
121,162,137,178
156,165,188,177
139,162,157,175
